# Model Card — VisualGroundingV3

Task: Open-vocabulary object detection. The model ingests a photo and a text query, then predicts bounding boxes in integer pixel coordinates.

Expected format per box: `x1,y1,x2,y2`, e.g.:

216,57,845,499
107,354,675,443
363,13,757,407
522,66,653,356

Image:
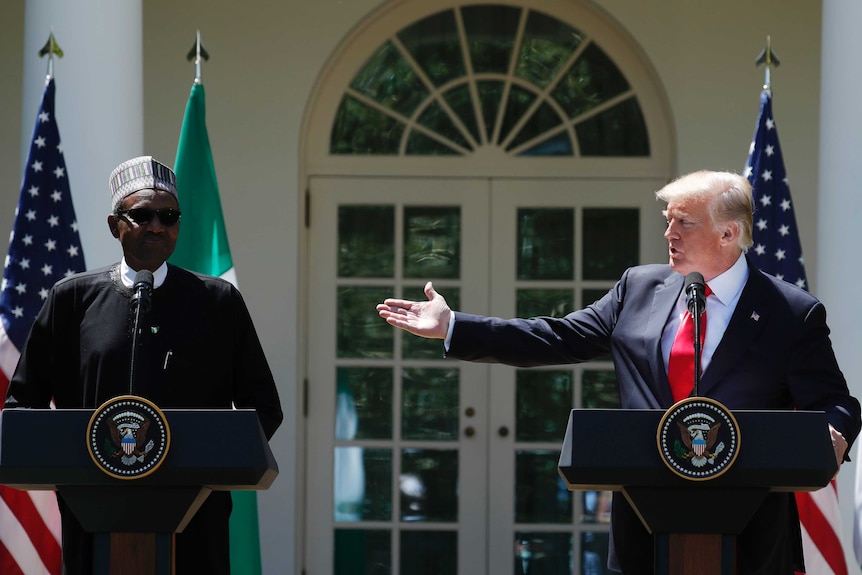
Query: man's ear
719,221,739,246
107,214,119,238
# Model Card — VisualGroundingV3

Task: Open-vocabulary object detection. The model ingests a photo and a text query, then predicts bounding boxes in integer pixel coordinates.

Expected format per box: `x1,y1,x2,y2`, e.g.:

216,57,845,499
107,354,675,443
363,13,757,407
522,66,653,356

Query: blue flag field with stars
0,78,86,351
743,89,808,290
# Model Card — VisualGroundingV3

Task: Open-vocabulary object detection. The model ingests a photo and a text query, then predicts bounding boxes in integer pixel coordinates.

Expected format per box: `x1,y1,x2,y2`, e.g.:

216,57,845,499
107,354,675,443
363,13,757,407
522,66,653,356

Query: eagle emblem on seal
676,421,725,468
107,411,155,465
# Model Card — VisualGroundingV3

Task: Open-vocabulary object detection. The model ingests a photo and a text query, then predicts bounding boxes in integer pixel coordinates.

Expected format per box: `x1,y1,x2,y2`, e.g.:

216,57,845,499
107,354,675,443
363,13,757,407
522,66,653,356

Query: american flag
0,78,85,575
744,89,847,575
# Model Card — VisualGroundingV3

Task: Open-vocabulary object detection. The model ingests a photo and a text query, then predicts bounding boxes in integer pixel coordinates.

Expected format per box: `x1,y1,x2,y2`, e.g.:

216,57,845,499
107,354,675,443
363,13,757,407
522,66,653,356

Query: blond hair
656,170,753,251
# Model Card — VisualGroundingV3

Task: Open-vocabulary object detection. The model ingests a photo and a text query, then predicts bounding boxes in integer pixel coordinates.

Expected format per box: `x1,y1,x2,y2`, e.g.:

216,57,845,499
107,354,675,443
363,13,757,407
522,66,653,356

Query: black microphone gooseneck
684,271,706,397
128,270,154,395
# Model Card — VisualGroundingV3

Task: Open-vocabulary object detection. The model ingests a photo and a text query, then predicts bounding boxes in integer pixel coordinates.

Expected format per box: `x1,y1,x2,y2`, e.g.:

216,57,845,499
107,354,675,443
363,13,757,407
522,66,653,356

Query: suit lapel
699,263,769,394
647,272,683,405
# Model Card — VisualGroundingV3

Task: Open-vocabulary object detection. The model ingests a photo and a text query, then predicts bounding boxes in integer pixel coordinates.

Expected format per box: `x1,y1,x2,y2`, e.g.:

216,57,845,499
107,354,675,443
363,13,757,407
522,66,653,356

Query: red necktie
668,285,712,402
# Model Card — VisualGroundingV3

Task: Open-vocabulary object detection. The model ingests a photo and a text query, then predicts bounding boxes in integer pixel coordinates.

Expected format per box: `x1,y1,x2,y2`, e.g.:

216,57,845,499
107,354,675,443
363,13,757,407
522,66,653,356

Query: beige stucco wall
1,1,839,573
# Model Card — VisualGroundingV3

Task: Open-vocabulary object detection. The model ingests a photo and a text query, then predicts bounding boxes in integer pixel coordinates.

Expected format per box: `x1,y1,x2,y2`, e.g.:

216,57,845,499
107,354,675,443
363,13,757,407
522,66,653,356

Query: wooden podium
558,408,836,575
0,408,278,575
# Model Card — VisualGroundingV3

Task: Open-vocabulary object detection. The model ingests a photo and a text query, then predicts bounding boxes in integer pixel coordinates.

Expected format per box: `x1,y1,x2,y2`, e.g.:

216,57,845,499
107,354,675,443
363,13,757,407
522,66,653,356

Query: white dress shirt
661,253,749,374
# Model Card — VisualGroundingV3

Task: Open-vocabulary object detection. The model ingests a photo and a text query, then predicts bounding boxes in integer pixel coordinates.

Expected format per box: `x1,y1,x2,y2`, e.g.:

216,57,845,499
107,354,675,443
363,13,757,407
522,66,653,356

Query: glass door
306,177,492,574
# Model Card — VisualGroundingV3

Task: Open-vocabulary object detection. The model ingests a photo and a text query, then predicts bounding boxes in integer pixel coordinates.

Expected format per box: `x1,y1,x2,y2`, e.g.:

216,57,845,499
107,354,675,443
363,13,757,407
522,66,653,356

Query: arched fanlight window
330,4,649,157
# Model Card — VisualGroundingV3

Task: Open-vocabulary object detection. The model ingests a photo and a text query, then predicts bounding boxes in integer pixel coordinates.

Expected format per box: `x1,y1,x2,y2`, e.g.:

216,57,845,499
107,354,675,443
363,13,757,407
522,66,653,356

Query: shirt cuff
444,312,456,351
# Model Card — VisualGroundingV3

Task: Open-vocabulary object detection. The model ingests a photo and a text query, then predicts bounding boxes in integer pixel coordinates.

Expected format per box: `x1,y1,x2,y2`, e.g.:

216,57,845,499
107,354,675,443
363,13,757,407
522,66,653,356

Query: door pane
334,447,393,522
401,449,459,522
515,450,571,523
334,529,391,575
516,289,573,318
400,531,457,575
517,208,574,280
402,368,459,441
514,532,573,575
337,286,394,358
582,208,638,280
581,532,612,575
336,367,393,441
581,370,620,409
339,205,395,278
403,206,461,278
515,370,573,442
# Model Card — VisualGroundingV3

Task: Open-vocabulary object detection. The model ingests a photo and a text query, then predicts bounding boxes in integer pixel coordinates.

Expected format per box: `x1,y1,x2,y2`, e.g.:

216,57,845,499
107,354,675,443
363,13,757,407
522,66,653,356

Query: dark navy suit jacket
448,257,861,574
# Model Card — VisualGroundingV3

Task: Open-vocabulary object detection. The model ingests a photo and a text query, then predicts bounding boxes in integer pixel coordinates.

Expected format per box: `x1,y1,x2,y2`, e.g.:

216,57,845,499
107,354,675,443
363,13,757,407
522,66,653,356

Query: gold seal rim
656,396,742,482
85,394,172,481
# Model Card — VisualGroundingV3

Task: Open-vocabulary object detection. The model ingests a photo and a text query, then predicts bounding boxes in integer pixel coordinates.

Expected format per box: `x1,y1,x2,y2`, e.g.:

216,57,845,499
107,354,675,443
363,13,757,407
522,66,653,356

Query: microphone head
684,271,706,314
130,270,154,314
684,271,705,292
133,270,154,289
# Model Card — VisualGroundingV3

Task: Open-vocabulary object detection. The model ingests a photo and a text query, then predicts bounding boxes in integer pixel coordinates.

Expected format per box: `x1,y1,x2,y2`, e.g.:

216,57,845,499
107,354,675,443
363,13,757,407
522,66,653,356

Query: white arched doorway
300,1,674,573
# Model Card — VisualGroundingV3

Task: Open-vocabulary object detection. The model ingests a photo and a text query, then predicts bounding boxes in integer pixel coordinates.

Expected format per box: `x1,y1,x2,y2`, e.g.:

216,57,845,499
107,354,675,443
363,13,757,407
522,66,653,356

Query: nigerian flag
172,81,261,574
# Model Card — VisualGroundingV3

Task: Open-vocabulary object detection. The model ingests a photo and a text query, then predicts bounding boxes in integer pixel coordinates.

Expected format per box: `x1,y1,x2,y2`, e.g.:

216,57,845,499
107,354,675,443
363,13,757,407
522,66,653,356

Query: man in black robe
6,156,283,575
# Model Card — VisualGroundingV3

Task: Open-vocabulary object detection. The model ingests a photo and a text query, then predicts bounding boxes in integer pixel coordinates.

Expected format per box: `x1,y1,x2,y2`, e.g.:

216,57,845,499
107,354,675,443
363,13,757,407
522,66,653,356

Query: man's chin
668,259,688,275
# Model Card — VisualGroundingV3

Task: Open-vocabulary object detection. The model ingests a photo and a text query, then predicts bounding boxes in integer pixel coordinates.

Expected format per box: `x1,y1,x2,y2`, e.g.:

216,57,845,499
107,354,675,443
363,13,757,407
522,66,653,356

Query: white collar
119,259,168,289
704,253,748,305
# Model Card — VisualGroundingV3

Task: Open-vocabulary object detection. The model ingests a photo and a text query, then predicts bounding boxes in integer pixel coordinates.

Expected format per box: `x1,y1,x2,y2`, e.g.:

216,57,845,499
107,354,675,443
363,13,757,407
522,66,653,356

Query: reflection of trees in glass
515,450,572,523
402,368,459,441
517,207,574,280
582,370,621,408
403,206,461,279
336,286,394,358
331,5,648,157
514,532,575,575
515,370,573,442
338,205,394,278
582,208,638,280
400,449,459,522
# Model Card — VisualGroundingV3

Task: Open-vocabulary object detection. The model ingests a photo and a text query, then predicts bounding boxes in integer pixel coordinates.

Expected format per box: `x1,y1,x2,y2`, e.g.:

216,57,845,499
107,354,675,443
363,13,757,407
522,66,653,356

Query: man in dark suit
377,170,861,574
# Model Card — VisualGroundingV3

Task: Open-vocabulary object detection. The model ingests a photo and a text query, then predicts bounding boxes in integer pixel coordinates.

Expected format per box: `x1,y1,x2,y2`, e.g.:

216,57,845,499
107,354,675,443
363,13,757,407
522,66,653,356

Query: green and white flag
172,81,261,574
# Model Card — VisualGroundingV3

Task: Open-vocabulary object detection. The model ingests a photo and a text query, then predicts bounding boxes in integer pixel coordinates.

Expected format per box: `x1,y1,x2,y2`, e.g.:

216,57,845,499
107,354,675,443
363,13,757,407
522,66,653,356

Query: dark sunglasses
116,208,182,226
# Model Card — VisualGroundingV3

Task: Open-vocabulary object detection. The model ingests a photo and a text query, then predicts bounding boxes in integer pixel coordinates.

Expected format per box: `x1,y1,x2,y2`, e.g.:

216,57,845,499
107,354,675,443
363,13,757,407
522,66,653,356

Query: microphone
684,272,706,315
127,270,154,397
130,270,154,314
683,271,707,398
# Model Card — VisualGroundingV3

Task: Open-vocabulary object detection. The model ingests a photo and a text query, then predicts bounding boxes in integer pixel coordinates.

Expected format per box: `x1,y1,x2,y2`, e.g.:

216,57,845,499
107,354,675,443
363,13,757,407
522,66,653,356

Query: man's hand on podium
829,424,848,476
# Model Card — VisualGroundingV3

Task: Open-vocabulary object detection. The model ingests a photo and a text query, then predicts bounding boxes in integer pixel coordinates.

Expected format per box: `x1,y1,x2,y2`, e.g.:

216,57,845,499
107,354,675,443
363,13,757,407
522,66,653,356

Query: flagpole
186,30,210,85
38,32,63,84
755,35,780,94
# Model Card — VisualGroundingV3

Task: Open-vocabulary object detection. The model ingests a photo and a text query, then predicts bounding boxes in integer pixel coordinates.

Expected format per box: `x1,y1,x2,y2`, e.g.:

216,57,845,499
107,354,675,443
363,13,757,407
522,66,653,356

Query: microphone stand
128,272,153,396
129,300,146,395
691,294,705,398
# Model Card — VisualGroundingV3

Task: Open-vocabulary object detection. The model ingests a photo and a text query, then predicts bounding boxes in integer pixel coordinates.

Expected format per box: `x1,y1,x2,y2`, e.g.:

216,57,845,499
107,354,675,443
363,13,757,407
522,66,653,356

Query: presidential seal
657,397,740,481
86,395,171,480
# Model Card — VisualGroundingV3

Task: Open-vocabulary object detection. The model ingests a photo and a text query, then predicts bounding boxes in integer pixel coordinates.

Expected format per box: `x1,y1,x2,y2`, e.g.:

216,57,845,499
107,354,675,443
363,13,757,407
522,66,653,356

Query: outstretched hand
376,281,451,340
